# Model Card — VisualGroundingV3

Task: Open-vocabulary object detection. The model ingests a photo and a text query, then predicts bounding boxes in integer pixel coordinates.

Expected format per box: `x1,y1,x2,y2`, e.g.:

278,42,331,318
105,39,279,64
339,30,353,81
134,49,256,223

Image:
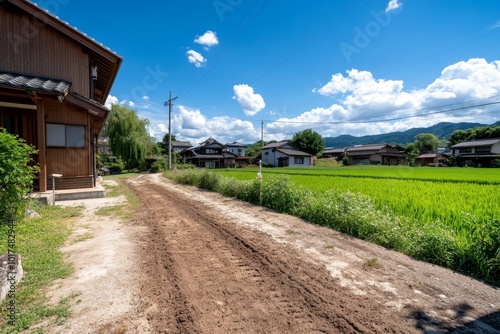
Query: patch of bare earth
36,174,500,333
36,180,149,334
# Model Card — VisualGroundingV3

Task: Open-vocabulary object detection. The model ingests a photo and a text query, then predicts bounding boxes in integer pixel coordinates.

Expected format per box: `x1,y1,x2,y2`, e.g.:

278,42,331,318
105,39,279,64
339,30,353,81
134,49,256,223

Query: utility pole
164,91,178,170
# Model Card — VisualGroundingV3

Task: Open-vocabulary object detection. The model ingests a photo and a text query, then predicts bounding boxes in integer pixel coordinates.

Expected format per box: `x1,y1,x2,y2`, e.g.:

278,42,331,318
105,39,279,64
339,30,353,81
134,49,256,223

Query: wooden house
180,138,238,168
451,138,500,167
0,0,122,191
344,144,407,165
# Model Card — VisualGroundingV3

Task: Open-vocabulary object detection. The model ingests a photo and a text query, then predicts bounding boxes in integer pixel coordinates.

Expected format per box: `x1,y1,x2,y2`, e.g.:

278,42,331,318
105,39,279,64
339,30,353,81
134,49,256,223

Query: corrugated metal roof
451,139,500,148
0,72,71,95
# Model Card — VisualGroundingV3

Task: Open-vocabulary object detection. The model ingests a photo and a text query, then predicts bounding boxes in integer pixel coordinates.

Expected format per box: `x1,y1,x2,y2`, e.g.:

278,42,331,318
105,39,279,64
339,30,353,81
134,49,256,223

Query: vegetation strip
0,203,82,333
165,169,500,285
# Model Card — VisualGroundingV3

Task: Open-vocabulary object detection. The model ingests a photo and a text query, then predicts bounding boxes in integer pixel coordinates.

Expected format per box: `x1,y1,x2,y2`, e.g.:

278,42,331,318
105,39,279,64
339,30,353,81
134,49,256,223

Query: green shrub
0,129,39,221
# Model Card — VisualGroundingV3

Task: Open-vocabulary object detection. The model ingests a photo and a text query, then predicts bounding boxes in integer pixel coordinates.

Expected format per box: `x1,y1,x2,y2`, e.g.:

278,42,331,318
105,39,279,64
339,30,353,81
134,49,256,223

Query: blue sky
35,0,500,145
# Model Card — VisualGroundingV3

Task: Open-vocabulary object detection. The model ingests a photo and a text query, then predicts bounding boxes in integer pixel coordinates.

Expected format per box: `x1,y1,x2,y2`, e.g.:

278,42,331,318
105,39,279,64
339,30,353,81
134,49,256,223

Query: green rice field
214,166,500,232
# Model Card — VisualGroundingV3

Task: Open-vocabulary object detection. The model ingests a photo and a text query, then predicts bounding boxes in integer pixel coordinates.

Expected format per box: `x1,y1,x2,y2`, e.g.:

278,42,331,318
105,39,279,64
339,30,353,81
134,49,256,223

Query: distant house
451,138,500,167
415,149,452,166
261,141,313,167
180,137,238,168
0,0,122,191
344,144,407,165
171,140,192,153
225,141,247,156
321,147,345,159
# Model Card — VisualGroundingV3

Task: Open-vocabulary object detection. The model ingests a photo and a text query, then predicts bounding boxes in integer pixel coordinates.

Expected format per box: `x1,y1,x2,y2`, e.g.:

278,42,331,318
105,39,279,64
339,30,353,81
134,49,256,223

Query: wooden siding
43,99,90,177
0,7,90,97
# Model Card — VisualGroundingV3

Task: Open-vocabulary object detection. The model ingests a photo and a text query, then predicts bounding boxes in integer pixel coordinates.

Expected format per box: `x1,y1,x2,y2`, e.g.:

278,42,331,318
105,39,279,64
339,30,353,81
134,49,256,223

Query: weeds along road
125,174,499,334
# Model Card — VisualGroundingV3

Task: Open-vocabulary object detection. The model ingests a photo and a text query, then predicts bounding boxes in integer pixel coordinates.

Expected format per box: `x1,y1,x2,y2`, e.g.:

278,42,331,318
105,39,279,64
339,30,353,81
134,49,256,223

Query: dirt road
125,174,500,333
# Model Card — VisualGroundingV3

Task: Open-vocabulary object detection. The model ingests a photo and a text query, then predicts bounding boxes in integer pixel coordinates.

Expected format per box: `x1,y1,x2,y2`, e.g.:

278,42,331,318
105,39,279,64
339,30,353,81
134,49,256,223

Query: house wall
0,7,90,98
288,156,311,167
42,98,94,189
491,142,500,154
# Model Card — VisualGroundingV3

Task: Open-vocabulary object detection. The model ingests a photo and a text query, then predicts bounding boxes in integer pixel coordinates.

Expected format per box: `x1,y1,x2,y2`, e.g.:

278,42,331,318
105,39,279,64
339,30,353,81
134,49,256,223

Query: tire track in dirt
127,175,419,333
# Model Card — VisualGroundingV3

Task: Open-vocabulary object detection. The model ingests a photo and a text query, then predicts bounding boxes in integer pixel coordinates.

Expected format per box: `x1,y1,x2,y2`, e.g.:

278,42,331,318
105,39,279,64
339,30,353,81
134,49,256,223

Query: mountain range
323,121,500,148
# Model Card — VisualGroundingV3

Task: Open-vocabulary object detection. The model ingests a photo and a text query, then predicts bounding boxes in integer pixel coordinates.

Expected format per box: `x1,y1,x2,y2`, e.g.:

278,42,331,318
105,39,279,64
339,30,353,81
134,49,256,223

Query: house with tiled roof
180,138,238,168
344,144,407,165
0,0,122,191
171,140,192,153
261,141,313,167
451,138,500,167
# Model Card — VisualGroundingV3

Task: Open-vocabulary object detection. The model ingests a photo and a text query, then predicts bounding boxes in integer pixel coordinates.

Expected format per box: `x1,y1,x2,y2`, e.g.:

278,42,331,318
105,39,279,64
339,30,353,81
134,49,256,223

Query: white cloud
194,30,219,49
386,0,401,12
128,101,135,107
143,95,150,101
105,95,118,109
169,105,258,144
272,57,500,139
232,84,266,116
186,50,207,68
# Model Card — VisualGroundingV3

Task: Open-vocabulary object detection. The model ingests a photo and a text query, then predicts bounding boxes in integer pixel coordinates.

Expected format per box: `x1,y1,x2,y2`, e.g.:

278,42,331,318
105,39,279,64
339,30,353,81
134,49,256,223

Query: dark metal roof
451,138,500,148
225,141,247,147
346,144,387,152
277,148,312,157
172,141,192,148
0,72,71,95
262,141,290,149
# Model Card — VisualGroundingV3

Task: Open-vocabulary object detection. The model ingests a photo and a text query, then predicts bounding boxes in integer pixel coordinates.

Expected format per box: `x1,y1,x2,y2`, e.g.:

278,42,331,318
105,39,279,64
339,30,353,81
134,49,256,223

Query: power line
258,100,500,125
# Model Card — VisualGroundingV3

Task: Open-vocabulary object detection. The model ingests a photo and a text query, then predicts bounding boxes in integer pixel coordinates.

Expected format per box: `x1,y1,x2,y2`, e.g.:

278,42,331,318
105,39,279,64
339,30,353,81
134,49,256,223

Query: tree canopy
104,104,156,168
159,133,177,155
414,133,440,154
448,125,500,146
290,129,325,157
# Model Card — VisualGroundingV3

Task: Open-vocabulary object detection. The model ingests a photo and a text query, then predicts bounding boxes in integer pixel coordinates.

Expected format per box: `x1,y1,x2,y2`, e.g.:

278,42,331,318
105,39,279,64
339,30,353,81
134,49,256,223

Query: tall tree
290,129,325,157
104,104,155,168
159,133,177,154
414,133,440,154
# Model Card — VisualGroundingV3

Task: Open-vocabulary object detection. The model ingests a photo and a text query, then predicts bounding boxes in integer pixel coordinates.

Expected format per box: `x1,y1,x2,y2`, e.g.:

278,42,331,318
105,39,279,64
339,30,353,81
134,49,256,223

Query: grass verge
0,201,83,333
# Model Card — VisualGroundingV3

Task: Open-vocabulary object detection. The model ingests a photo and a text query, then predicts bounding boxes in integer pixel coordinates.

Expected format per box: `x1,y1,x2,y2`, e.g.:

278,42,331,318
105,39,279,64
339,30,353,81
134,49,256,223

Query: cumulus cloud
143,95,150,101
186,50,207,68
275,57,500,138
232,84,266,116
169,105,258,144
105,95,118,109
194,30,219,49
386,0,401,12
128,101,135,107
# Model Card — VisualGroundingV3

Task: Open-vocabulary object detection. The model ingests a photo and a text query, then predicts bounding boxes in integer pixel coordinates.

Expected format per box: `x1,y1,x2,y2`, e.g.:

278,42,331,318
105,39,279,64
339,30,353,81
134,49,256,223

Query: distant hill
323,122,500,148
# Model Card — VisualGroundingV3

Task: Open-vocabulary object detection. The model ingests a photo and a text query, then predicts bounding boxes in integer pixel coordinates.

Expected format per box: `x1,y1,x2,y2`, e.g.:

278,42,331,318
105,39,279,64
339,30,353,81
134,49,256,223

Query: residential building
180,137,238,168
451,138,500,167
171,140,192,153
344,144,407,165
0,0,122,191
321,147,345,160
225,141,247,156
261,141,313,167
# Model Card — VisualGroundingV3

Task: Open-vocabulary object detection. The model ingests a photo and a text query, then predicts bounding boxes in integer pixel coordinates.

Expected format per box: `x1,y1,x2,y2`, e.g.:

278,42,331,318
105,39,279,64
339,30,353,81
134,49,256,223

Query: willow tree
105,104,155,169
